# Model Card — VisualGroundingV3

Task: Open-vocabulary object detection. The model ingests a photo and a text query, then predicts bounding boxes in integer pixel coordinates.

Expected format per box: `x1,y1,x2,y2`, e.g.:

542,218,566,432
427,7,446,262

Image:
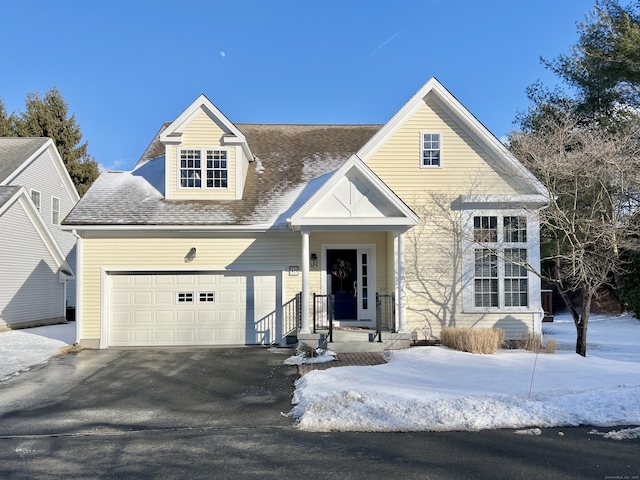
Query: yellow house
63,78,549,350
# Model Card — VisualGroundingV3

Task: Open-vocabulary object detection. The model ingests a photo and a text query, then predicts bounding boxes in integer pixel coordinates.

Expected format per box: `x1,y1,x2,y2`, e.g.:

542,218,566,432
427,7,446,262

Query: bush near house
440,328,505,354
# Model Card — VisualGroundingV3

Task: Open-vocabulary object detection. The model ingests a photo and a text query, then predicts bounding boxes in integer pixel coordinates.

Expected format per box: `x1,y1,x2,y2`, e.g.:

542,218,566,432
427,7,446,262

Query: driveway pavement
0,347,638,479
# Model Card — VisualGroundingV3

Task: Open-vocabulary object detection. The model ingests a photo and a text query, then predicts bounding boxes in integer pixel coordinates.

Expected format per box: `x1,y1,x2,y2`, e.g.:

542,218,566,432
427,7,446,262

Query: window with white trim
31,190,41,211
52,197,60,225
199,292,215,303
177,292,194,303
472,215,529,309
179,149,228,189
421,132,441,167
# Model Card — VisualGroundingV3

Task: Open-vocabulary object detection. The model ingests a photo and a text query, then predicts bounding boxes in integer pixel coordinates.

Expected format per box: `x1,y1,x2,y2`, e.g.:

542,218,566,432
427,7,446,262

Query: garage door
108,271,278,347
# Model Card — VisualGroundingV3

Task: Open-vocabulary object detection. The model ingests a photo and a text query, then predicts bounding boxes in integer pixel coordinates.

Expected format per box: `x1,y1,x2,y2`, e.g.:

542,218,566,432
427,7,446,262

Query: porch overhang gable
287,154,419,231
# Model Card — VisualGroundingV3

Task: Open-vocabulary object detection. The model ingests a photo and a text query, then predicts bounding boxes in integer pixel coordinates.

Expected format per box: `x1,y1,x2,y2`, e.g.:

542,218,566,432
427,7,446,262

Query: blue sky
2,1,598,171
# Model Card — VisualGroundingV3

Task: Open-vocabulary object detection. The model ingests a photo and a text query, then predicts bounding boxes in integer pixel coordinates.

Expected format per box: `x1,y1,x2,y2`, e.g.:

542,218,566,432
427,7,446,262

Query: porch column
300,230,311,333
397,231,408,333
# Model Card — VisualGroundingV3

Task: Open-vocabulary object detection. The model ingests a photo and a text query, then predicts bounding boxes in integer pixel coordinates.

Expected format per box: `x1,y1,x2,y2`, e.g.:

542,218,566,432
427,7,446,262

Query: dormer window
179,149,228,189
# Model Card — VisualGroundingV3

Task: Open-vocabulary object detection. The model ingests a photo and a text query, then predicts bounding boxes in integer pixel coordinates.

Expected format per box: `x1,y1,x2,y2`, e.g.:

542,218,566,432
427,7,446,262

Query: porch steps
323,328,411,353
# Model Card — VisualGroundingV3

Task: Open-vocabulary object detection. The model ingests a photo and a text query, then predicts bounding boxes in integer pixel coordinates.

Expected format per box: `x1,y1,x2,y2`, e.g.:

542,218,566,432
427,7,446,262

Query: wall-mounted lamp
185,247,197,263
310,253,318,268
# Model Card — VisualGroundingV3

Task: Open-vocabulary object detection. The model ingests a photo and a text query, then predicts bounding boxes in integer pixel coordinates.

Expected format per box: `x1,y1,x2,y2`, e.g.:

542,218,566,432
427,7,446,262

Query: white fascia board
8,188,75,274
44,140,81,203
356,77,549,198
160,94,253,158
0,187,25,216
428,94,549,197
60,223,288,233
292,218,418,226
357,78,441,161
461,194,550,209
289,155,419,226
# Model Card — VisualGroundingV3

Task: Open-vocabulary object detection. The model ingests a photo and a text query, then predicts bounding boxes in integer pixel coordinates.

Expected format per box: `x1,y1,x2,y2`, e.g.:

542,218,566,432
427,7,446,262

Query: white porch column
397,231,408,333
300,230,311,333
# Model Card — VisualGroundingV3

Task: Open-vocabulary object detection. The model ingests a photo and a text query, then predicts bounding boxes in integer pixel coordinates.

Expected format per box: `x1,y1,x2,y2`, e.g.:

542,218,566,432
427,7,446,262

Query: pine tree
4,88,99,196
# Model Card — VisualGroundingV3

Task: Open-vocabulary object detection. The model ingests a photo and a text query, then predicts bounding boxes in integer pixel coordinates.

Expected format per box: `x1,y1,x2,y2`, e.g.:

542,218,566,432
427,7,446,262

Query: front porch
284,291,412,353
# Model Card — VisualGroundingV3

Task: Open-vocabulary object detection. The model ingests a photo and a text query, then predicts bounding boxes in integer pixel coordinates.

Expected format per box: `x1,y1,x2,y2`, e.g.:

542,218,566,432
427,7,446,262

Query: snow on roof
64,124,381,227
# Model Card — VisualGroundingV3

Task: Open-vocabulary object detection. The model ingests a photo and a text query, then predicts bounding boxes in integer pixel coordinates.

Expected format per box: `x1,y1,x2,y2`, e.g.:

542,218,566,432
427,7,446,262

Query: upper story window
31,189,41,211
180,149,228,189
52,197,60,225
504,216,527,243
421,132,441,167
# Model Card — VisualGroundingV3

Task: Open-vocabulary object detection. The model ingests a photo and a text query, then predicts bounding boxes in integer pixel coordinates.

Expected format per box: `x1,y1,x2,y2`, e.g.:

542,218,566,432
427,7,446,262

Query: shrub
440,327,505,354
516,332,557,353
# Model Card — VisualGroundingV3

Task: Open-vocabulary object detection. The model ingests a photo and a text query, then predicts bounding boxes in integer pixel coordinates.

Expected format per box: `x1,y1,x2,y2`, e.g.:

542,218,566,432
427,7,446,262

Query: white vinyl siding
52,196,60,225
0,199,64,327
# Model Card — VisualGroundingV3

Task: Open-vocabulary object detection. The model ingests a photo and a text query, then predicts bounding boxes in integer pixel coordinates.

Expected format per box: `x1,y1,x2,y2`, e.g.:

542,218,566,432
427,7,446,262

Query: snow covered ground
0,322,75,382
291,312,640,436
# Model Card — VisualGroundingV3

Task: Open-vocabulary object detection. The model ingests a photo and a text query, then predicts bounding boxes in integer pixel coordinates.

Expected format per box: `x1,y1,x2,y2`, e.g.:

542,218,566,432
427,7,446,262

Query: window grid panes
31,190,41,211
180,150,202,188
361,253,368,310
474,216,497,243
206,150,228,188
504,216,527,243
474,249,498,307
177,292,194,303
52,197,60,225
199,292,215,303
422,133,440,167
504,249,528,307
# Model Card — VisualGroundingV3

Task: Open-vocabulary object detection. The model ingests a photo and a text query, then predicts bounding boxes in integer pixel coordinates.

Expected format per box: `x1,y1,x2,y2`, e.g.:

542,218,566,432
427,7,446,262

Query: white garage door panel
108,272,278,347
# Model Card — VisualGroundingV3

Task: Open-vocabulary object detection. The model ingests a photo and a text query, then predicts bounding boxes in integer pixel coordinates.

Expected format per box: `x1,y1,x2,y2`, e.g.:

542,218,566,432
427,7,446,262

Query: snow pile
0,323,73,381
285,348,337,365
291,313,640,432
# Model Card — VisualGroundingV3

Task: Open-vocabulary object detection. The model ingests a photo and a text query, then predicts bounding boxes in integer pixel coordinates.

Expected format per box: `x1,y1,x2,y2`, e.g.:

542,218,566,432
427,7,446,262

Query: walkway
298,351,387,375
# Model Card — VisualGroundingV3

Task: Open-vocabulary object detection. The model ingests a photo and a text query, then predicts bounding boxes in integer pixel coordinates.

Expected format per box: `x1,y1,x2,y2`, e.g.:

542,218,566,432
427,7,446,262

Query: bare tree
510,112,640,356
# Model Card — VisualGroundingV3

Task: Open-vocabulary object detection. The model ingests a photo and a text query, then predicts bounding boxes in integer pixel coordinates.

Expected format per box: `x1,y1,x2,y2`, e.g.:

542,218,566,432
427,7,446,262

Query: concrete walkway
298,351,387,375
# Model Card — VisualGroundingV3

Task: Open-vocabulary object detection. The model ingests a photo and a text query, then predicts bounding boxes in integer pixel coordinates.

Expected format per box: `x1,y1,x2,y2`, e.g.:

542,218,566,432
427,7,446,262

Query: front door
325,246,375,327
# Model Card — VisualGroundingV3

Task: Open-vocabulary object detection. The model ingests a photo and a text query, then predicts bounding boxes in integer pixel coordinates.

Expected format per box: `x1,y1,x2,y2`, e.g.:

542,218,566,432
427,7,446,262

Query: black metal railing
375,293,395,341
283,292,302,337
312,293,333,343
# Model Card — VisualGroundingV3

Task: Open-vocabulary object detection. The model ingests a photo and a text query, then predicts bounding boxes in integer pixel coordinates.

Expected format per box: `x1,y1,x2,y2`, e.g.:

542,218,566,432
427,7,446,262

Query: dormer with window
160,95,253,200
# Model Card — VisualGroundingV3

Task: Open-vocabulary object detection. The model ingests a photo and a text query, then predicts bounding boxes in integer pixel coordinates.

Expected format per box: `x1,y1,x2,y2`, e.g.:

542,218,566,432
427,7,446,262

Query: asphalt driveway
0,347,638,479
0,347,298,436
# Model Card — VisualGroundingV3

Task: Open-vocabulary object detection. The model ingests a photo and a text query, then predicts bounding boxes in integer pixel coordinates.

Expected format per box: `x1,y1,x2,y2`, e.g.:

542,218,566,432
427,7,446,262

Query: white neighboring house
0,138,79,328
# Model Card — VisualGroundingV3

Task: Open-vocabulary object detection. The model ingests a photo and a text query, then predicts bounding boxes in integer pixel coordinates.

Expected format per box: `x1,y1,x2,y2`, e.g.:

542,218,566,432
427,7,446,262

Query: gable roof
63,124,381,228
0,137,80,202
357,78,549,198
288,155,418,230
0,138,50,184
159,94,255,164
0,186,74,275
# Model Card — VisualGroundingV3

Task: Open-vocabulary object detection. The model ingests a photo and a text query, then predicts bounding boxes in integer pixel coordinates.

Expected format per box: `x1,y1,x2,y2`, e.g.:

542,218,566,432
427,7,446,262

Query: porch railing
313,293,333,343
283,292,302,337
376,293,395,339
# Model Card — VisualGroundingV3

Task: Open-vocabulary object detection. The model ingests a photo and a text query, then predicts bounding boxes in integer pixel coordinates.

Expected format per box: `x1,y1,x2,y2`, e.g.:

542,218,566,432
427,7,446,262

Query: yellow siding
168,111,237,200
80,233,301,342
79,231,392,343
367,98,535,340
368,98,524,205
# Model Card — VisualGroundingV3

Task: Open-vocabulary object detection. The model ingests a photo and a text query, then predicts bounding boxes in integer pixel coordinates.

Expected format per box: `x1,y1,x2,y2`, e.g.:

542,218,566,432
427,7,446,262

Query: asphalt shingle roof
63,124,382,227
0,185,22,209
0,138,49,183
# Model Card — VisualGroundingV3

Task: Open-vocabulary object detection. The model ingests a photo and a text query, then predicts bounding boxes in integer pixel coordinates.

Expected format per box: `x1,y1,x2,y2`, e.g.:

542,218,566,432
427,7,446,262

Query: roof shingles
63,124,381,227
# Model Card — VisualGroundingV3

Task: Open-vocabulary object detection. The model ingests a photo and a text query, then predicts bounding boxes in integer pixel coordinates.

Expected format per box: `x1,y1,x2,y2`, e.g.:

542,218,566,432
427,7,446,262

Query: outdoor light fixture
310,253,318,267
185,247,197,263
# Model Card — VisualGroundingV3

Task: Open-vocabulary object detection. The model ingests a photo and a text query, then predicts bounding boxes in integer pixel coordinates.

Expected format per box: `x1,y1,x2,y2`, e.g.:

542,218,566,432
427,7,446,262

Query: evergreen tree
0,100,14,137
3,88,99,196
